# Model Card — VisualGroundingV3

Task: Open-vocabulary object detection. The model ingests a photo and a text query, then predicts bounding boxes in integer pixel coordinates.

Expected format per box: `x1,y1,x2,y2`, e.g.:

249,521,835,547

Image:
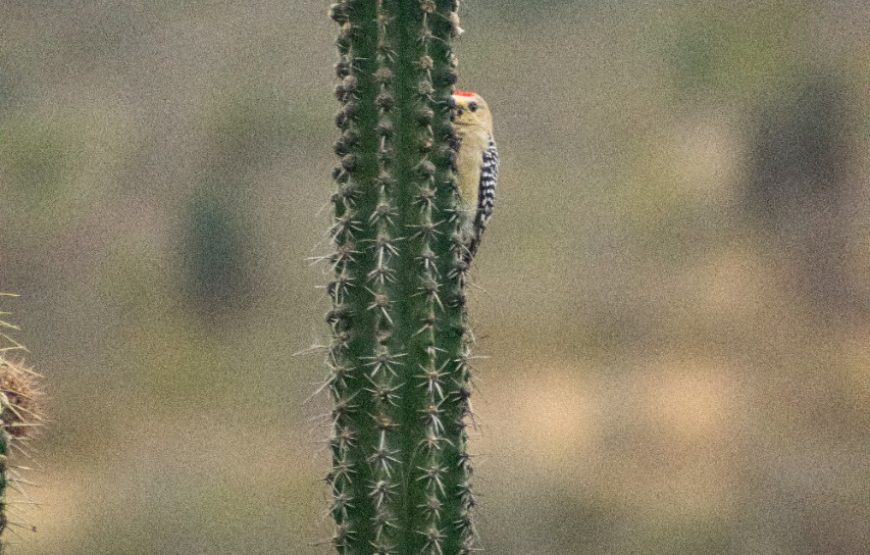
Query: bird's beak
450,98,464,121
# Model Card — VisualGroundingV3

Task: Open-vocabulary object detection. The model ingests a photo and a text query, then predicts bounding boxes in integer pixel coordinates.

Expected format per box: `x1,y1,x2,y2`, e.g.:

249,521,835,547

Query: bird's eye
468,102,478,112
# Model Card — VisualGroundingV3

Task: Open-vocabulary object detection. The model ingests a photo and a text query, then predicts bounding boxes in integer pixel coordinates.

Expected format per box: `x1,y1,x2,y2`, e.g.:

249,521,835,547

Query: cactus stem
324,1,477,552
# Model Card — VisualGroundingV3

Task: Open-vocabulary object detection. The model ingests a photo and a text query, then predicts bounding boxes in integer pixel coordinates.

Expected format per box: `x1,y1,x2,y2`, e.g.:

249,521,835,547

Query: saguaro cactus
323,1,476,553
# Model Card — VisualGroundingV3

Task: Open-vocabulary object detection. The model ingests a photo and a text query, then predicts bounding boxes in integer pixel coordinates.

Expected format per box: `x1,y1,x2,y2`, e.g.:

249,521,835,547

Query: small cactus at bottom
321,1,478,553
0,296,45,551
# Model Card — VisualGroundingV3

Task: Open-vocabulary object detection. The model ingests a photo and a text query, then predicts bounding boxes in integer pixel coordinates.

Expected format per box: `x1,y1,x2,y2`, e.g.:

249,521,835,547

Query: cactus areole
324,1,478,553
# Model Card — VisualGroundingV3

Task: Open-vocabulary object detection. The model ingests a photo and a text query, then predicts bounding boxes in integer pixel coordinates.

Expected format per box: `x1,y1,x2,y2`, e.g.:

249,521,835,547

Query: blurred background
1,1,868,553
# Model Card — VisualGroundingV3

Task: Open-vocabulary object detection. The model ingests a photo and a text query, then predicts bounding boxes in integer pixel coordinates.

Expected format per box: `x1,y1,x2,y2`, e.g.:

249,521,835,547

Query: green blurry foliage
0,74,10,112
665,2,810,102
669,24,727,96
746,70,856,313
203,91,300,180
747,71,850,216
181,187,254,316
0,120,69,204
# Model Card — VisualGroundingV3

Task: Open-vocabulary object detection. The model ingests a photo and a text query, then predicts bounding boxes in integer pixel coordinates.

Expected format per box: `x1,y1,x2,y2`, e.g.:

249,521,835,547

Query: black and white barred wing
468,137,498,260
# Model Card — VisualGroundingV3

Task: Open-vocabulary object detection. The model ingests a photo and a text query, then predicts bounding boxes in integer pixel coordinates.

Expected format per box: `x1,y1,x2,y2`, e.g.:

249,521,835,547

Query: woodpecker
451,90,498,265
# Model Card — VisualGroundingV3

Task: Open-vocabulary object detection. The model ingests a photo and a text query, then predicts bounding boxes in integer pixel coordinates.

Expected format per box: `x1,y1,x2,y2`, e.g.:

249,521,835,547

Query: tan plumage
453,92,493,206
451,91,498,263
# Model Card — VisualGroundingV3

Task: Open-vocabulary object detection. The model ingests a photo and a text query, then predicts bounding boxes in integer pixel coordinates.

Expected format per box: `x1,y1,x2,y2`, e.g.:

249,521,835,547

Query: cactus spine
0,295,44,551
325,1,475,553
0,397,8,548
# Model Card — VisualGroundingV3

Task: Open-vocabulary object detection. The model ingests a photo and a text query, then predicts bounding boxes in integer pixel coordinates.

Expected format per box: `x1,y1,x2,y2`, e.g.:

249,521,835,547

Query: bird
451,90,499,265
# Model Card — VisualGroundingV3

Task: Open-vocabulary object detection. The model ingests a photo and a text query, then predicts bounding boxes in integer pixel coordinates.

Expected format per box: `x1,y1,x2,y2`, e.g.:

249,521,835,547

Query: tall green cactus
324,1,476,553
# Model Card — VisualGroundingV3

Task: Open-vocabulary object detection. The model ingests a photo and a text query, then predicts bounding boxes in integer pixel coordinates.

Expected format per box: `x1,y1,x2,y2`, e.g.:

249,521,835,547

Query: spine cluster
325,1,474,553
0,296,44,551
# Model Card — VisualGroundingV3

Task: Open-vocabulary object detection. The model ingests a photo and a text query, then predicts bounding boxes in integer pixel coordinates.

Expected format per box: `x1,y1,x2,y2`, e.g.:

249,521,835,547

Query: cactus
323,1,477,553
0,294,44,551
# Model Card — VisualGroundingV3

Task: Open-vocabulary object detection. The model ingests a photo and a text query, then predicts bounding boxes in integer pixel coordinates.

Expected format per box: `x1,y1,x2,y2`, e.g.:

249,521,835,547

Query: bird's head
451,90,493,134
